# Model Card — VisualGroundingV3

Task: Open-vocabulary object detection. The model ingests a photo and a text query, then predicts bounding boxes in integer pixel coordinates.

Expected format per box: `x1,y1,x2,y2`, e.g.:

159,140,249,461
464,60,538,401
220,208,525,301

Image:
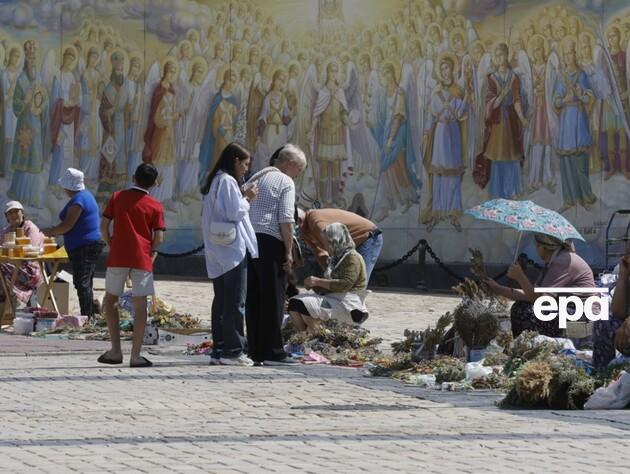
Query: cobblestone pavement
2,281,630,472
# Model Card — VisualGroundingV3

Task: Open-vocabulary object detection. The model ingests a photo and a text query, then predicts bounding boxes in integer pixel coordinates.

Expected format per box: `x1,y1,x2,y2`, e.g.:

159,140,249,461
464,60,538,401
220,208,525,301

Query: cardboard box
158,328,211,346
37,281,70,315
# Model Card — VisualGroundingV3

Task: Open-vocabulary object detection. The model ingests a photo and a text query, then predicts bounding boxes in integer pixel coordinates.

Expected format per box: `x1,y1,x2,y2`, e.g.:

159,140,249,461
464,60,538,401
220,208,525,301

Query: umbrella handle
513,232,523,263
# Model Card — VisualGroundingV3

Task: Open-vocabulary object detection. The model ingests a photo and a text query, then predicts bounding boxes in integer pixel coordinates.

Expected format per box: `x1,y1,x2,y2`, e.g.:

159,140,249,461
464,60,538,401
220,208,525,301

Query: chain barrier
156,245,204,258
373,238,544,283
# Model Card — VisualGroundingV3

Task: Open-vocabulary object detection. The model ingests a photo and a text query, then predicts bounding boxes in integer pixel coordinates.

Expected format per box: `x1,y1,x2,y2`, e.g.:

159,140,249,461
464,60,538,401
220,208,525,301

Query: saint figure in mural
96,49,131,205
2,44,22,177
246,55,273,152
198,67,239,185
310,61,352,207
255,68,291,172
525,34,555,193
478,43,527,200
421,53,469,232
126,52,144,187
371,62,421,222
78,45,104,189
142,58,181,212
600,26,630,180
550,37,596,211
7,40,48,209
49,46,82,196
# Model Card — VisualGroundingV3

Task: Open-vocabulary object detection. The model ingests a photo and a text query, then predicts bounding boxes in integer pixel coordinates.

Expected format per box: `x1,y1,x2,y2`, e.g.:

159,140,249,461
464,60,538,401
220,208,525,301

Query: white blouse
201,171,258,278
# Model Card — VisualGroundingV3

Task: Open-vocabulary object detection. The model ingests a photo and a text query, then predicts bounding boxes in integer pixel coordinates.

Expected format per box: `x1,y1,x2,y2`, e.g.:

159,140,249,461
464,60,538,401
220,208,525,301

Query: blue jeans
211,258,247,359
356,232,383,283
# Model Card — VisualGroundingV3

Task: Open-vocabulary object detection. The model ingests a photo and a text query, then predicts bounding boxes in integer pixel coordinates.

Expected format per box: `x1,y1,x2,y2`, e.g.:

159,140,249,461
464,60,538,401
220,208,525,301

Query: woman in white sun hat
42,168,104,318
0,200,44,307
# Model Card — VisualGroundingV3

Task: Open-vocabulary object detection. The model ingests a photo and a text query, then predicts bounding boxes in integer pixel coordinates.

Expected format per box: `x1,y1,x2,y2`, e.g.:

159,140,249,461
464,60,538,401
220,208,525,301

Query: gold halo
560,35,578,55
110,47,130,76
271,66,287,83
385,34,401,53
128,50,143,71
449,27,467,50
186,28,200,43
101,34,115,49
5,42,22,65
578,31,595,51
161,55,179,77
189,55,208,78
178,39,193,57
607,24,622,39
380,60,400,85
84,41,100,63
61,44,79,71
287,59,301,76
216,64,236,87
468,39,485,55
436,51,459,80
527,34,548,60
426,22,442,39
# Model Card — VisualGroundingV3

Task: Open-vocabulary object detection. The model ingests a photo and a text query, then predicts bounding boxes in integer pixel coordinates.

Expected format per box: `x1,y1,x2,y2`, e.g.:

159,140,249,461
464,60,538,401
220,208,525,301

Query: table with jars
0,229,69,329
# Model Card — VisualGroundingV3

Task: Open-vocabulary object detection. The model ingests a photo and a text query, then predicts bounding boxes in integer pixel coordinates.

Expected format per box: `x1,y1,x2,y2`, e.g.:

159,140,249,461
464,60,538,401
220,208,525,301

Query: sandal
97,352,123,365
130,356,153,368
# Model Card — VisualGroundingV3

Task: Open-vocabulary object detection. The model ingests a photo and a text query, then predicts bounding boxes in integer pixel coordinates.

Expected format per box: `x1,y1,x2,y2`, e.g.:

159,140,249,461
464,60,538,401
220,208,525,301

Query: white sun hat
5,201,24,213
58,167,85,191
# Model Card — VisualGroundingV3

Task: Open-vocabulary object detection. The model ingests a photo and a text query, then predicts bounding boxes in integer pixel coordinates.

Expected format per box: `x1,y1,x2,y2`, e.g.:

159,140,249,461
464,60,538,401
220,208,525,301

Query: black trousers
67,240,105,318
246,233,287,362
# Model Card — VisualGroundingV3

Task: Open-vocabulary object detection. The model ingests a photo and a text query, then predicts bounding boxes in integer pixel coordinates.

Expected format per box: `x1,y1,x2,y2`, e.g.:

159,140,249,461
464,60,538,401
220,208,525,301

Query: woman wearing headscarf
484,233,595,337
288,222,368,333
0,201,44,307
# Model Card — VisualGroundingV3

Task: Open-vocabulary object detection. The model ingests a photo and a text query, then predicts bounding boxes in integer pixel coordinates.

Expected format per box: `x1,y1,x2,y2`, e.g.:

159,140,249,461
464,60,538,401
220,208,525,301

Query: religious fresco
0,0,629,266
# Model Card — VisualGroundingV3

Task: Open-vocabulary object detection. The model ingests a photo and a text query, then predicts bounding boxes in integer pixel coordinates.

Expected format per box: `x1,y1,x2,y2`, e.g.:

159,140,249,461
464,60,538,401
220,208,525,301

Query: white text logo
533,288,609,329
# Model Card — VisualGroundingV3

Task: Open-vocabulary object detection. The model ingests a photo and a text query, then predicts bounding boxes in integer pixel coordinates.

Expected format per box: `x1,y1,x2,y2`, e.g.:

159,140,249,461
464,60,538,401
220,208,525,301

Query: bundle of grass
500,355,599,410
391,313,453,361
503,330,561,376
453,299,499,354
433,357,466,383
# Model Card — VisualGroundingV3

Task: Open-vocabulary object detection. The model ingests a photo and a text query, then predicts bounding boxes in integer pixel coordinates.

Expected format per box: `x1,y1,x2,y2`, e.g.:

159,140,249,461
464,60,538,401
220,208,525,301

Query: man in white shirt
246,144,307,365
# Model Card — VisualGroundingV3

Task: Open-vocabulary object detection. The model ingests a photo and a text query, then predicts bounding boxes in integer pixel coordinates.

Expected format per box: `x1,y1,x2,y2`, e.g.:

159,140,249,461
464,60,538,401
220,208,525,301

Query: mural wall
0,0,629,266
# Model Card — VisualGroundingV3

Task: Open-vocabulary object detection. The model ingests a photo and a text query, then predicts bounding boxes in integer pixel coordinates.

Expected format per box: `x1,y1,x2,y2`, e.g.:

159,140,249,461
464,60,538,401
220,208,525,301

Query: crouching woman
288,223,369,333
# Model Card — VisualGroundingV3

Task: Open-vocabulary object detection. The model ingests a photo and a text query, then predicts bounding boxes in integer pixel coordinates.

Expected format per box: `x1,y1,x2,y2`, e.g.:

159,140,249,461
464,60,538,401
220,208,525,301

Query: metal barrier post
415,244,427,291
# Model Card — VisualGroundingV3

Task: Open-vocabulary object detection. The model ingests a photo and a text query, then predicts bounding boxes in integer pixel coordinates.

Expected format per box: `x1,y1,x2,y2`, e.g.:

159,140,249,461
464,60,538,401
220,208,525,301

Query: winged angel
297,59,378,208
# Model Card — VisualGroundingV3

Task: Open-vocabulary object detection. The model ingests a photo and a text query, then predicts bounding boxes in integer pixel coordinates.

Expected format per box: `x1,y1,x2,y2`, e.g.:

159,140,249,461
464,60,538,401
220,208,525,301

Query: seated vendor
593,246,630,368
484,233,595,338
0,201,44,307
288,223,368,333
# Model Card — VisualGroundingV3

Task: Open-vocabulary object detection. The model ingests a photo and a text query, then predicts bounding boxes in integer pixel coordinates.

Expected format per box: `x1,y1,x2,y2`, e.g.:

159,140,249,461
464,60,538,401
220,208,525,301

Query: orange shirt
301,209,376,267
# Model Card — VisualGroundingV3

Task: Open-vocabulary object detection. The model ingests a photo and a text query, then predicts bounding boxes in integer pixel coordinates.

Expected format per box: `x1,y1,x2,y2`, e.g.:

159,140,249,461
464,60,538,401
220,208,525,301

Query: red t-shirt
103,188,165,272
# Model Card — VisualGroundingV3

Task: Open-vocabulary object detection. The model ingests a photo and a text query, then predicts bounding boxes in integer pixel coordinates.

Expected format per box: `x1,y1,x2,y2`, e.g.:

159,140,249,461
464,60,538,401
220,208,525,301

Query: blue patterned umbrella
465,199,584,260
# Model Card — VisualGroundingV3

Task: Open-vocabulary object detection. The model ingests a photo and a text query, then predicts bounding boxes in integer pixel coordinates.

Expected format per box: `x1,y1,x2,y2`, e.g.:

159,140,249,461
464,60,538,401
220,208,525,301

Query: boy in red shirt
98,164,165,367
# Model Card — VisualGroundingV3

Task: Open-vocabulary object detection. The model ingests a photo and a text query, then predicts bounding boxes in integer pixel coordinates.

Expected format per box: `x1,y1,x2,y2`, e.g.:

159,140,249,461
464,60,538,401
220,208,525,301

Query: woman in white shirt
201,143,259,366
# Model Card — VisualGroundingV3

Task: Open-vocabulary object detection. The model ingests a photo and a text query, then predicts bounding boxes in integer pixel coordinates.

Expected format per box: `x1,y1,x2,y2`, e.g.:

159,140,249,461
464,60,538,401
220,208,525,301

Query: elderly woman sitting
288,223,368,333
485,233,595,337
0,201,44,307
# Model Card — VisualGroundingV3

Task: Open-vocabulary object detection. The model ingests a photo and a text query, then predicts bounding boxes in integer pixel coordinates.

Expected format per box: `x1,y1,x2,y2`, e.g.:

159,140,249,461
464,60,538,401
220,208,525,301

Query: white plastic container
14,313,35,335
35,318,57,332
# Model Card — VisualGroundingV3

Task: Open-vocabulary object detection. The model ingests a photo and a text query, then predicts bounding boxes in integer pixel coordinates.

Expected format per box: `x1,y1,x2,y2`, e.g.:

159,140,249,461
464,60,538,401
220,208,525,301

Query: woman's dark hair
201,142,251,195
134,163,158,188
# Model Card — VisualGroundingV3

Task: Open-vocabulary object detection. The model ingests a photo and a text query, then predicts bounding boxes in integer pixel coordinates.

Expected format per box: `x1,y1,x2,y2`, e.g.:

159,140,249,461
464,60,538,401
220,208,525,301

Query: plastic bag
465,362,493,381
584,371,630,410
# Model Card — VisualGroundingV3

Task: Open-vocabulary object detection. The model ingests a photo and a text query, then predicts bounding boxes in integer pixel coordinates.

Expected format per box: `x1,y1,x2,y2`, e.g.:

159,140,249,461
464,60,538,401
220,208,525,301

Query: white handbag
208,179,236,246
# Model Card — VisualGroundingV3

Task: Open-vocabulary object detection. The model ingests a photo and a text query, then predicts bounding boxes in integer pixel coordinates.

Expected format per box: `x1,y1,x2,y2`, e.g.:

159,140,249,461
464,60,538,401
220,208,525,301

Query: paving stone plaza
1,280,630,473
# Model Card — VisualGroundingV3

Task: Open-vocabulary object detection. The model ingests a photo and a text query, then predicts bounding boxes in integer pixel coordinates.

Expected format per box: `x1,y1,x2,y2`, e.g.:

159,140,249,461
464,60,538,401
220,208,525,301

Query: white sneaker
219,354,254,366
209,357,222,365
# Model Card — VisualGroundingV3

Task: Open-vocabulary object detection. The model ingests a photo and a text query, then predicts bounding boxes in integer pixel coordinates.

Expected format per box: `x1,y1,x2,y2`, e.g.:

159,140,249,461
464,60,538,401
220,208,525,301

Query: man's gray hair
275,143,307,168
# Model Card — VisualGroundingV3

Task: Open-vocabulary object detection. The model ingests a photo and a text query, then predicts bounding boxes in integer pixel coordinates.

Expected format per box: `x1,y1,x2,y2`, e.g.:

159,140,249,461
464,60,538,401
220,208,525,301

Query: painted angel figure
197,66,239,186
522,34,556,193
95,49,132,206
142,57,182,212
2,44,23,176
357,51,384,178
474,43,527,200
78,45,104,190
253,68,291,173
371,62,422,222
7,40,49,209
246,55,273,152
175,57,213,203
125,52,144,187
48,45,82,197
546,37,597,212
420,53,469,232
465,41,492,170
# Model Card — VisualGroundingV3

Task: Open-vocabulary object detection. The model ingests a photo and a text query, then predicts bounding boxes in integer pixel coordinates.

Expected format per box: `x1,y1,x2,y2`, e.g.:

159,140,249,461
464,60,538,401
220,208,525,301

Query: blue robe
198,91,239,186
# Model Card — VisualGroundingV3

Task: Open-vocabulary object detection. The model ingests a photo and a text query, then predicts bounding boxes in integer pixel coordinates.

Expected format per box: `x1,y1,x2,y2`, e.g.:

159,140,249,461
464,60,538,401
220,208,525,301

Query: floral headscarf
323,222,355,278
